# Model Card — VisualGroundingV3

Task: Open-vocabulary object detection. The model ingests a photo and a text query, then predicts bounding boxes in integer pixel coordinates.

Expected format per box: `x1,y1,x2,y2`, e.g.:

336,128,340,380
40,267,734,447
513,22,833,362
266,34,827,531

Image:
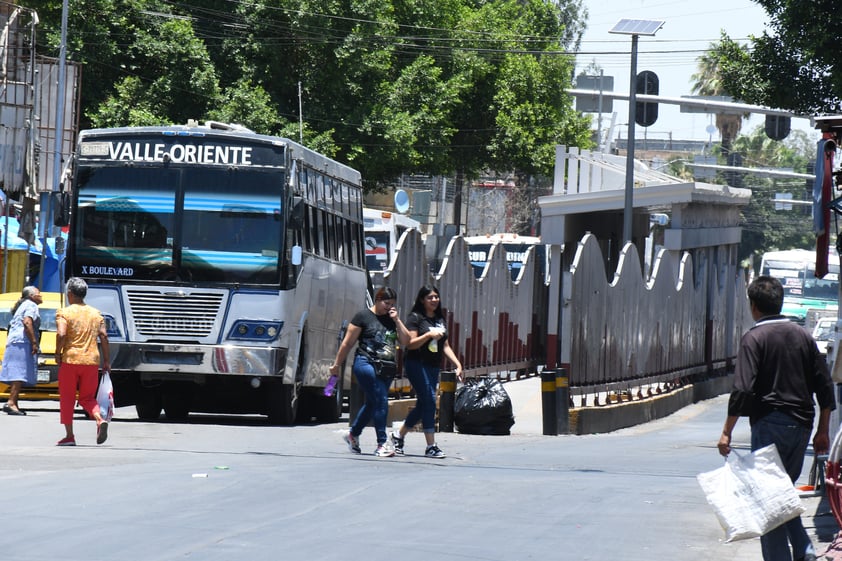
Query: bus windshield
759,249,839,323
465,235,545,281
73,165,282,284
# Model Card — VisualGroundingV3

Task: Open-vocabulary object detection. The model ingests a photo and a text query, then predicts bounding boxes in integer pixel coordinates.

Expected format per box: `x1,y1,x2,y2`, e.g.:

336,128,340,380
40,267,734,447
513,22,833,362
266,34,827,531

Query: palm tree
690,46,749,156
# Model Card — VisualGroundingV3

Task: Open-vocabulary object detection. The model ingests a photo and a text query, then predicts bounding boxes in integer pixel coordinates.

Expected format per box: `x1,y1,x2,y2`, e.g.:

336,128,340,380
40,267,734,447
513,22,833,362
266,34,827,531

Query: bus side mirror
53,191,70,227
288,197,305,230
291,245,302,266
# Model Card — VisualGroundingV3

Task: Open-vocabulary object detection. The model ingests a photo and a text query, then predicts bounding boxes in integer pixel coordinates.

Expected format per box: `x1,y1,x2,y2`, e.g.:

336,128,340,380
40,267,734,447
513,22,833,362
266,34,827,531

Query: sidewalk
503,374,543,435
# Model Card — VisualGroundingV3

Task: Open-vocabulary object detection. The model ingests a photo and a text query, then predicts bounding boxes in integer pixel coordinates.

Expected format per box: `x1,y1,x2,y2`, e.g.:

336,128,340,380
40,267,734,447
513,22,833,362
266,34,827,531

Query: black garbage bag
454,377,515,435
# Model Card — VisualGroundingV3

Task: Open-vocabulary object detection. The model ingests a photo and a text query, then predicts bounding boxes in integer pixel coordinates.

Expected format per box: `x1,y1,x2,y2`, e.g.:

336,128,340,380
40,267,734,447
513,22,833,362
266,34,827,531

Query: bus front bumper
110,342,286,377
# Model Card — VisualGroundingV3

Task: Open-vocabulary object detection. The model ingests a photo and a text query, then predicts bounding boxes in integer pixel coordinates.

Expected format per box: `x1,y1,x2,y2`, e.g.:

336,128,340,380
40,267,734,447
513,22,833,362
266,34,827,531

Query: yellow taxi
0,291,62,400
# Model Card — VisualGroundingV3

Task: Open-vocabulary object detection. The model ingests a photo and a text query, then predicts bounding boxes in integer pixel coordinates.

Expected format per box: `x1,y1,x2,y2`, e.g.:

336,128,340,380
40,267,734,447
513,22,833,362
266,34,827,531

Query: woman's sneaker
374,443,395,457
390,431,405,456
425,444,446,458
343,431,361,454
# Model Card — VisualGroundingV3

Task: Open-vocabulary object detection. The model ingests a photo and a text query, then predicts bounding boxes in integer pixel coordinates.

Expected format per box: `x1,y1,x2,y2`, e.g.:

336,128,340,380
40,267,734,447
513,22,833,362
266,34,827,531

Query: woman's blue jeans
751,410,814,561
403,358,439,433
349,355,391,446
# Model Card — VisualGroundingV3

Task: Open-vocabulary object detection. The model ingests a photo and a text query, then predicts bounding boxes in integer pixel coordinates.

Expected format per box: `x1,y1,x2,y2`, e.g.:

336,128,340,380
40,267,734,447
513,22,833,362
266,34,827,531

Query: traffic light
635,70,658,127
765,115,791,141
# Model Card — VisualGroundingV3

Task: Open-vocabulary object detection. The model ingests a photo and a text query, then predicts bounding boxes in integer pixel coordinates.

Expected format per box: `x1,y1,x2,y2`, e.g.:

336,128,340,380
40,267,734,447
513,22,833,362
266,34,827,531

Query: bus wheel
267,380,299,425
164,395,190,421
136,388,163,420
315,370,343,422
163,384,191,421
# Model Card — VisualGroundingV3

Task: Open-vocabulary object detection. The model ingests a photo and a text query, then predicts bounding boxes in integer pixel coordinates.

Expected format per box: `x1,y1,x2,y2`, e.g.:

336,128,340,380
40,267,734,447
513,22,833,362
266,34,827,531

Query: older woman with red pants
55,277,111,446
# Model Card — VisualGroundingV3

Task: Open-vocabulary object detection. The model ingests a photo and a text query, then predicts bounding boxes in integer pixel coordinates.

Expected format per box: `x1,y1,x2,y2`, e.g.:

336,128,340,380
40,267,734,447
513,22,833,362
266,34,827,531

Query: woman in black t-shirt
391,285,463,458
329,287,410,457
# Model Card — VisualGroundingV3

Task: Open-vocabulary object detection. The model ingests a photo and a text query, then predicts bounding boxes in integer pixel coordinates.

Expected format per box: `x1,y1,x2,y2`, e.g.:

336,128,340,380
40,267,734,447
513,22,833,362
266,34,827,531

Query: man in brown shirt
718,275,835,561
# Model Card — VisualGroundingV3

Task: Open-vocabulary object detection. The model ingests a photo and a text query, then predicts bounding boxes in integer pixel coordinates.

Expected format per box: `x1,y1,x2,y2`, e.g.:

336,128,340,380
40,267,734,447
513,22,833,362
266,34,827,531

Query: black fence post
438,370,456,432
541,369,557,436
555,368,569,434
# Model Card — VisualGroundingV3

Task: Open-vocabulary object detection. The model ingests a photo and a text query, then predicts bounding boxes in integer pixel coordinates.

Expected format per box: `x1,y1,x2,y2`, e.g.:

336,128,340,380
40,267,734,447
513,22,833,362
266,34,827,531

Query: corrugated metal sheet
35,57,81,193
380,229,548,377
383,229,752,393
564,234,752,395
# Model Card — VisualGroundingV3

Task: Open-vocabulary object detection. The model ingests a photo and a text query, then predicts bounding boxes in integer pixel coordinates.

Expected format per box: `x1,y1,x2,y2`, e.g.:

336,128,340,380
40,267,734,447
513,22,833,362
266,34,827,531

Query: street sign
775,192,793,211
575,74,614,113
679,95,743,115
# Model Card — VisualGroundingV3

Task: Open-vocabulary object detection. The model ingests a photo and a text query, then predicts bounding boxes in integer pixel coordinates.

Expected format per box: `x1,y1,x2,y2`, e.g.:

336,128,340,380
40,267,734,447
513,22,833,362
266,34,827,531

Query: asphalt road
0,381,838,561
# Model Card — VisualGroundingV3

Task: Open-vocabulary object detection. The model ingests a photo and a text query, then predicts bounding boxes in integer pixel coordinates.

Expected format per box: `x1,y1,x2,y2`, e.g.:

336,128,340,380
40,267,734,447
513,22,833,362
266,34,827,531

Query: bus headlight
228,320,282,342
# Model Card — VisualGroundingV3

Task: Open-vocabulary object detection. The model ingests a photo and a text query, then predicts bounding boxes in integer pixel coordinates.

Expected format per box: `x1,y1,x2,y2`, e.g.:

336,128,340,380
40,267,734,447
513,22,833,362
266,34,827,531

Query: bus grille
126,289,224,338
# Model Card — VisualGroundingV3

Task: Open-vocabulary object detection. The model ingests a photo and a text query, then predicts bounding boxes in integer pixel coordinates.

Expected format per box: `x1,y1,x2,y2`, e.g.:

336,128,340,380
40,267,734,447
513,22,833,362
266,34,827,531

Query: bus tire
267,380,298,425
136,387,163,420
315,368,344,423
161,383,191,421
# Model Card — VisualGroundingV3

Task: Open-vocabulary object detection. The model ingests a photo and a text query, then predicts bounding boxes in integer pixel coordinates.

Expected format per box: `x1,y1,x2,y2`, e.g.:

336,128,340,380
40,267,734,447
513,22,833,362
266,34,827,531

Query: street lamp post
608,19,664,245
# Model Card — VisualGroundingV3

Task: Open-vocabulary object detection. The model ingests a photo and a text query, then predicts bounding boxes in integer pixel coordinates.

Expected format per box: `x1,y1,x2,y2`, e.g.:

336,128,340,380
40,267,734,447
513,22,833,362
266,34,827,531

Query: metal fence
374,229,548,379
562,234,752,403
376,228,752,402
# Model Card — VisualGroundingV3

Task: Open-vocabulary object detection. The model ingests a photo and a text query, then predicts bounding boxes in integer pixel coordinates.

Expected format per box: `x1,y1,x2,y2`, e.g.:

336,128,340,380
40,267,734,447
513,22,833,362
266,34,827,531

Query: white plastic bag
697,443,805,542
96,371,115,422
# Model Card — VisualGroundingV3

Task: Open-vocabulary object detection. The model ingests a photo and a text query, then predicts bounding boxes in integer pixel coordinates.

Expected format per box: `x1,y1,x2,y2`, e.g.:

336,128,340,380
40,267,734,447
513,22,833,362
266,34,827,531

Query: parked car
0,291,62,401
812,316,836,356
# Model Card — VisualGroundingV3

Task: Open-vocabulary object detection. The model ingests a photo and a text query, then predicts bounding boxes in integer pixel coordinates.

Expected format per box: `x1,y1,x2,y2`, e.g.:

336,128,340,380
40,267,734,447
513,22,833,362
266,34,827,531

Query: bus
758,248,839,325
363,208,420,273
63,122,368,424
463,233,547,281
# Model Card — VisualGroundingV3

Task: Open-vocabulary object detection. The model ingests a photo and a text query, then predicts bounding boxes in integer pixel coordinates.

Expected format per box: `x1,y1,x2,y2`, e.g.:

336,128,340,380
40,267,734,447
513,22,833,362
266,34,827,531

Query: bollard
438,370,457,432
555,368,569,434
541,369,557,436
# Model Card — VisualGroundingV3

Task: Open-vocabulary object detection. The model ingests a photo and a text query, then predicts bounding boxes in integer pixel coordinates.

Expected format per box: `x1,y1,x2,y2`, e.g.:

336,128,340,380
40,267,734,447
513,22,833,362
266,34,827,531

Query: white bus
363,207,420,273
63,122,368,424
758,248,839,326
463,233,547,281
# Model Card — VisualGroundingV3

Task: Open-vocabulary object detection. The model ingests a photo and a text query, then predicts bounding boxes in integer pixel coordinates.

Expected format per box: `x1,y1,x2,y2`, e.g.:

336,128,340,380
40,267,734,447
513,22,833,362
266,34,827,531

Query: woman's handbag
97,370,115,422
371,359,397,379
697,443,805,542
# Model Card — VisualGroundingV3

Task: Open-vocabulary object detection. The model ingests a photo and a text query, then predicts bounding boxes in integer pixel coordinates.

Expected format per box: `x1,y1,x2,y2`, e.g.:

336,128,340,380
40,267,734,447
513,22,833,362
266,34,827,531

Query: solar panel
608,19,665,36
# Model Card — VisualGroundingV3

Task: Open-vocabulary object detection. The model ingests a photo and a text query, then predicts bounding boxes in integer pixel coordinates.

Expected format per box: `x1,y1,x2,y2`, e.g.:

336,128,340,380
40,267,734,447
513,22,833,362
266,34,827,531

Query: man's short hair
66,277,88,299
747,275,784,315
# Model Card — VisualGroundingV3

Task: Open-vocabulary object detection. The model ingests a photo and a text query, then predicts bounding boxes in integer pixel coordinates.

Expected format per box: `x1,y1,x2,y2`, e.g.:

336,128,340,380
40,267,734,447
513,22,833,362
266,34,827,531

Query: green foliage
207,80,287,136
729,126,816,261
709,7,842,114
27,0,590,194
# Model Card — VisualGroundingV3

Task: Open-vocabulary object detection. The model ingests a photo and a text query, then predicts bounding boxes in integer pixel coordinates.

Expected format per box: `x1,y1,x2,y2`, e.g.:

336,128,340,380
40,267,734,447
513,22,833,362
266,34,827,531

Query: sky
576,0,816,144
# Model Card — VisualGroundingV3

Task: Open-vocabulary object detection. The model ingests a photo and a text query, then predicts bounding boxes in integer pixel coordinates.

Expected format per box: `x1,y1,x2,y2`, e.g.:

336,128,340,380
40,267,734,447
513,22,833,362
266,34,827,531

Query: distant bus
758,248,839,324
363,208,421,273
463,233,547,281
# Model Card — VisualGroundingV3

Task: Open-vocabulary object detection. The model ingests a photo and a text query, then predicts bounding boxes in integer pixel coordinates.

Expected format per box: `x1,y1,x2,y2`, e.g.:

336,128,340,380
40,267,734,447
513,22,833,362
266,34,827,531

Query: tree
30,0,218,128
708,8,842,115
728,126,814,262
28,0,592,202
90,16,221,127
690,46,747,156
